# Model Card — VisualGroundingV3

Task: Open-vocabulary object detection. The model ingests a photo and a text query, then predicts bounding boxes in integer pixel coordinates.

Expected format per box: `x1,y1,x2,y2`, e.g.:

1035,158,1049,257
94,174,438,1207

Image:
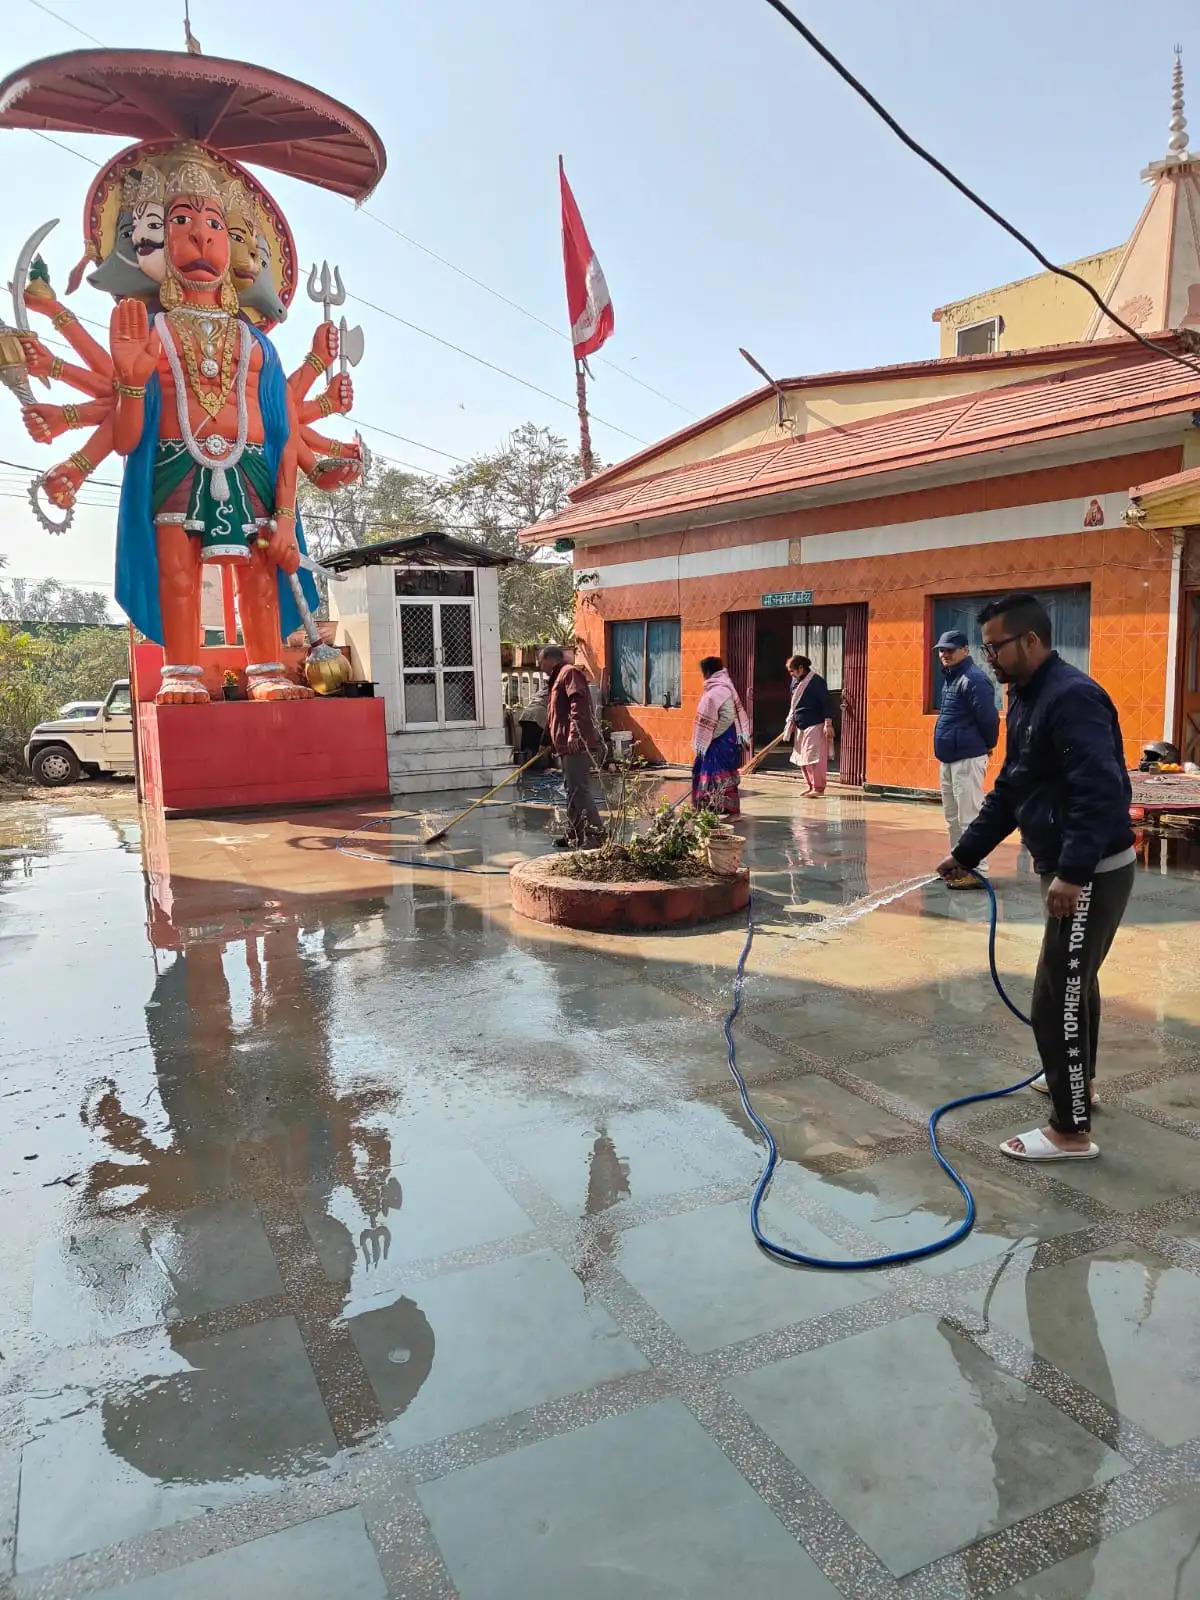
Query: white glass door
791,618,845,771
398,599,479,729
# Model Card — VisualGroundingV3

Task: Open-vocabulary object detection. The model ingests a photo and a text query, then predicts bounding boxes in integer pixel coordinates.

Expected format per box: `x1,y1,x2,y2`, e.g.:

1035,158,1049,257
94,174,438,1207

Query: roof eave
568,332,1157,503
325,531,512,569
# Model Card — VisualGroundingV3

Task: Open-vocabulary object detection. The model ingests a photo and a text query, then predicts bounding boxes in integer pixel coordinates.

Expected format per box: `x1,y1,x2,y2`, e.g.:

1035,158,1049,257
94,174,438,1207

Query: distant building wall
577,446,1179,791
933,249,1123,357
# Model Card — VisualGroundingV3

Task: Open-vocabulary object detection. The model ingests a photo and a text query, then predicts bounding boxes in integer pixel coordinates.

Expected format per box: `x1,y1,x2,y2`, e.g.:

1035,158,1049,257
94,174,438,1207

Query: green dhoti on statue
151,440,274,561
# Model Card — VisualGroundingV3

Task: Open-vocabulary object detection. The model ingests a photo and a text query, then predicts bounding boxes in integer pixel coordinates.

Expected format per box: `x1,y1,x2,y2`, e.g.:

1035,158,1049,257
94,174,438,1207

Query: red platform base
137,698,390,815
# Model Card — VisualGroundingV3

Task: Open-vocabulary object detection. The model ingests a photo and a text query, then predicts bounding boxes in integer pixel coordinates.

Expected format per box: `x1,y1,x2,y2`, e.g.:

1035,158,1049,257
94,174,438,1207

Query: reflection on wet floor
2,784,1200,1597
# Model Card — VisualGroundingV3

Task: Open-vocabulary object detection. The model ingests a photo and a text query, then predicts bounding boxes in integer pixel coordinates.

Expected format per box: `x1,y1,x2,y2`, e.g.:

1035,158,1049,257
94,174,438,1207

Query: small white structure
327,533,513,795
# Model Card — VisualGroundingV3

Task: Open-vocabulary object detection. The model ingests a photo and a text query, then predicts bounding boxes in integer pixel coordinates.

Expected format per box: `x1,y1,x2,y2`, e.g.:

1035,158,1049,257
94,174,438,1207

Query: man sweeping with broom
538,644,606,849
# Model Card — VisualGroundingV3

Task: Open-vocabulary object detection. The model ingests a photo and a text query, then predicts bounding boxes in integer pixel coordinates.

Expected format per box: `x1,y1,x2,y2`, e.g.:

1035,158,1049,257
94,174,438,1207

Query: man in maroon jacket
538,644,605,848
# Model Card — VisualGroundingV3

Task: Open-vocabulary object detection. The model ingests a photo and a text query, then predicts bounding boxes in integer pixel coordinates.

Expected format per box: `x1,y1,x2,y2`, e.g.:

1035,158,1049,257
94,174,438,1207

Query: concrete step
387,741,512,775
384,728,512,755
388,764,514,796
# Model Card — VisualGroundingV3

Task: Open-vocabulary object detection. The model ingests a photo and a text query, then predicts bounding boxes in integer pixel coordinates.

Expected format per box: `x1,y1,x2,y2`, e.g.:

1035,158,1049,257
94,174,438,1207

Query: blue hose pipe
726,873,1039,1270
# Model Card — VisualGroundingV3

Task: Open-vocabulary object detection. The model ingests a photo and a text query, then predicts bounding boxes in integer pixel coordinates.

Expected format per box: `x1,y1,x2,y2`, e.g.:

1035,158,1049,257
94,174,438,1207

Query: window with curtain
791,622,844,691
647,619,681,707
608,618,682,707
610,621,646,704
928,587,1091,709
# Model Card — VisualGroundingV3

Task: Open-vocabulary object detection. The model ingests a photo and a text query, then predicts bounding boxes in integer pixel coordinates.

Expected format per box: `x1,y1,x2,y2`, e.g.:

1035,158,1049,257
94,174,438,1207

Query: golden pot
304,648,352,695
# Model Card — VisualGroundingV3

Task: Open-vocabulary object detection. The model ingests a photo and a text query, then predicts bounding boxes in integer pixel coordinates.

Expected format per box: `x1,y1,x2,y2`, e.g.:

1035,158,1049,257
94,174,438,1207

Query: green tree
0,624,51,773
40,627,130,707
297,449,440,564
0,622,130,776
434,423,587,642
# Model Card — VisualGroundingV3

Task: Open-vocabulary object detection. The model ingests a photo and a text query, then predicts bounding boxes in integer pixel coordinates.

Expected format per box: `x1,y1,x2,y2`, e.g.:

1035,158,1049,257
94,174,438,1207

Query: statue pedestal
137,699,390,815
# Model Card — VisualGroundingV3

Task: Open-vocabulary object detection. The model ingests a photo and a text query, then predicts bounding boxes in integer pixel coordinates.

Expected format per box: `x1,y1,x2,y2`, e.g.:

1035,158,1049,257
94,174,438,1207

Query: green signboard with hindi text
761,590,813,608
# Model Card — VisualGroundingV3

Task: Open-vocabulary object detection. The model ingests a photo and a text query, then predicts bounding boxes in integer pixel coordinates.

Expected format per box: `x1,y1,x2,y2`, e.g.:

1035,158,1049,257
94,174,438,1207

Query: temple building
524,54,1200,788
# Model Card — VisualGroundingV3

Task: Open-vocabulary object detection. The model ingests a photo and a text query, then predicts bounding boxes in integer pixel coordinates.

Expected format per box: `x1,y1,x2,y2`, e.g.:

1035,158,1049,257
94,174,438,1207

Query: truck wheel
31,745,80,786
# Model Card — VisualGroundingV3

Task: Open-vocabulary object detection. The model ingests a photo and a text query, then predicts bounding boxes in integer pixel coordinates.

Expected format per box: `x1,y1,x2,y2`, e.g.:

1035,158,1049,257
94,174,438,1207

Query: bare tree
0,572,112,625
303,424,591,641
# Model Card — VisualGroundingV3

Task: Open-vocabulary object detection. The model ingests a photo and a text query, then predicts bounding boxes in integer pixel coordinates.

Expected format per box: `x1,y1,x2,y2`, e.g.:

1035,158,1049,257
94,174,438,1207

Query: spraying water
750,872,942,982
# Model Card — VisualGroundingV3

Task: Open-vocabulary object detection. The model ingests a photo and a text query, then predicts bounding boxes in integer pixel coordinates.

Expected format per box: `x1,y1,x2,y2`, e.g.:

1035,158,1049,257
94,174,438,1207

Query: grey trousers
560,751,604,842
1030,864,1134,1135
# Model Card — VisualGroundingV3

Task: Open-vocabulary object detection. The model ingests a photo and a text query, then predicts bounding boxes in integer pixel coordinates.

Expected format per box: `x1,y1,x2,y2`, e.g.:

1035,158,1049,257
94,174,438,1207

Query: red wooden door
840,603,869,787
1181,588,1200,765
725,611,756,749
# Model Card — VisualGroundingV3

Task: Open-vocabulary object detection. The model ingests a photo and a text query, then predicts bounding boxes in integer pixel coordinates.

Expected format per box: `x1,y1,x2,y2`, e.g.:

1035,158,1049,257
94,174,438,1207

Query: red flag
559,157,614,360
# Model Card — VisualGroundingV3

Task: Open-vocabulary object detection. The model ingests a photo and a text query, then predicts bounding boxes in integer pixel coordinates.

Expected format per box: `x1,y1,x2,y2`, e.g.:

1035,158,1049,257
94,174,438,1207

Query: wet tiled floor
2,780,1200,1597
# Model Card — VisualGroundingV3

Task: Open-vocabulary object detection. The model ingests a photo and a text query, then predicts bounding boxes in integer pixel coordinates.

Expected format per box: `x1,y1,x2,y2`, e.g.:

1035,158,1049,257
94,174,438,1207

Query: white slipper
1001,1127,1099,1161
1031,1074,1100,1108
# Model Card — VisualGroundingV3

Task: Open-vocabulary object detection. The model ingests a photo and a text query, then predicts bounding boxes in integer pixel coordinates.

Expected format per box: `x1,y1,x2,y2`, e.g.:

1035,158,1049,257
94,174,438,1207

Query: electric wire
760,0,1200,380
347,292,646,443
25,0,103,44
355,204,694,415
15,11,650,452
23,0,690,420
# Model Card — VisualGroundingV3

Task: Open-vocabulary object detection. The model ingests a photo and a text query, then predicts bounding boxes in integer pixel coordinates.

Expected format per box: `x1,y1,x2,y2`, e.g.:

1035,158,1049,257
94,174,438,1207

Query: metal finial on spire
1168,45,1188,159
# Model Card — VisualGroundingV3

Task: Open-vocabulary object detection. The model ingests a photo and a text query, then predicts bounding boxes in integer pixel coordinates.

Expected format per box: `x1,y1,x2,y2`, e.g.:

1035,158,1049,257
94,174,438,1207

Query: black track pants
1030,864,1134,1135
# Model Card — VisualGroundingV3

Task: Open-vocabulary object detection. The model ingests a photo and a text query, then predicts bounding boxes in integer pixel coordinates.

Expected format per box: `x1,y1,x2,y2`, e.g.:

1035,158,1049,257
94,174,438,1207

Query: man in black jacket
937,593,1135,1163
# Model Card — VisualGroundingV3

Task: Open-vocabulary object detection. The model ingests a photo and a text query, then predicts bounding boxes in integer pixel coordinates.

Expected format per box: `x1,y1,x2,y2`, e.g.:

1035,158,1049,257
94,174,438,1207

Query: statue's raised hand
110,297,160,388
309,459,362,492
43,462,81,509
23,405,69,444
18,335,53,381
312,320,338,371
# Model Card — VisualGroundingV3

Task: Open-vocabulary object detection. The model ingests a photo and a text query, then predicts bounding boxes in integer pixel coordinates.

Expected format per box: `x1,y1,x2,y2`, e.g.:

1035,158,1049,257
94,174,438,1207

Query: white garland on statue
154,312,252,503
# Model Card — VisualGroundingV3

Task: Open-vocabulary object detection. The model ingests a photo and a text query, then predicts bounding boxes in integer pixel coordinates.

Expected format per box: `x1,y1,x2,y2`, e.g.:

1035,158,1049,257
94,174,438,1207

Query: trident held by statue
306,260,345,324
306,263,365,401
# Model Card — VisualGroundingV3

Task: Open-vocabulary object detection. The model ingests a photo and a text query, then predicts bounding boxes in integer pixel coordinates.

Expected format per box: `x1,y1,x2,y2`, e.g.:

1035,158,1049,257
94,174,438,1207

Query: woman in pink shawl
784,653,834,797
691,656,751,814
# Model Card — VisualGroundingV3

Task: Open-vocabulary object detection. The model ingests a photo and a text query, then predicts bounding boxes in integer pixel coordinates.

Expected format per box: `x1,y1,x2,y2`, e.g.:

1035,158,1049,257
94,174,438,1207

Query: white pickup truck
24,679,134,786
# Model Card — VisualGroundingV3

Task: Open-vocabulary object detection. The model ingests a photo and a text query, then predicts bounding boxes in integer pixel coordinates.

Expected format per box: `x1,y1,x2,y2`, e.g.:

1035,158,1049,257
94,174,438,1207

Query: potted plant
221,669,245,701
552,761,732,883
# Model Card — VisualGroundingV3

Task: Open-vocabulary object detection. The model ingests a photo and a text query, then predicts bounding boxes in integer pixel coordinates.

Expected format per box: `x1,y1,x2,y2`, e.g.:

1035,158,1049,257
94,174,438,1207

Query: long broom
423,750,547,845
741,728,788,776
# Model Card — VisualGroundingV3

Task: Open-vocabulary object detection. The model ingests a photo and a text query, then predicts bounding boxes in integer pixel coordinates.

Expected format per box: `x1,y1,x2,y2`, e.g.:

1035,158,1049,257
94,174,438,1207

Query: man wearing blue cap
932,628,999,890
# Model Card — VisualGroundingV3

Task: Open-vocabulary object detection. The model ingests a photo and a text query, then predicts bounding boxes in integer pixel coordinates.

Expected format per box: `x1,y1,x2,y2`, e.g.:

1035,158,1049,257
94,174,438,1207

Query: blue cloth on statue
115,321,318,647
691,723,742,816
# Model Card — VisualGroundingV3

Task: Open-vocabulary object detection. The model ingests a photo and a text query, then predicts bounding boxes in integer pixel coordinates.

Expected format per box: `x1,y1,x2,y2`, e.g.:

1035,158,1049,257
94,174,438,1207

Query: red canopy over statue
0,48,386,201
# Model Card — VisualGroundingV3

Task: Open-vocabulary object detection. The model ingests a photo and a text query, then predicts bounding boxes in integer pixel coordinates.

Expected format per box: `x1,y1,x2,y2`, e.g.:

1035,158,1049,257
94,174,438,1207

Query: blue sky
0,0,1192,604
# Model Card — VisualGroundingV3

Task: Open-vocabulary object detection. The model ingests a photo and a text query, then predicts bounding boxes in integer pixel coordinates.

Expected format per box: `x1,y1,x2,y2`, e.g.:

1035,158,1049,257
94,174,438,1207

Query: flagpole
574,358,595,480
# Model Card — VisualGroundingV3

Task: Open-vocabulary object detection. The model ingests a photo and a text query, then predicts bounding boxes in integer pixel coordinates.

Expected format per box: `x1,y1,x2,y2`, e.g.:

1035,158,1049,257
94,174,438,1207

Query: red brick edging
510,854,750,932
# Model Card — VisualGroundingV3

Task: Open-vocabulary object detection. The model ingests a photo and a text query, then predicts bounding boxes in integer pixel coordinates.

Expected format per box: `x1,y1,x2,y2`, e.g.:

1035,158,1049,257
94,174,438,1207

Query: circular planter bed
510,853,749,932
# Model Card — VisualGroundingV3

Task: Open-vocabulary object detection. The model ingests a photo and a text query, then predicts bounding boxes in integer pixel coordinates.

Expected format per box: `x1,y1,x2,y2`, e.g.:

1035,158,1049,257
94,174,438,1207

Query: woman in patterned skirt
691,656,750,814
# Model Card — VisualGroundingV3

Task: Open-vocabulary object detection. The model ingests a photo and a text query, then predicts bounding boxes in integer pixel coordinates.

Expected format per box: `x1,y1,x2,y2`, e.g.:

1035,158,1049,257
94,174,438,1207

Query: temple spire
1084,47,1200,339
1168,45,1188,161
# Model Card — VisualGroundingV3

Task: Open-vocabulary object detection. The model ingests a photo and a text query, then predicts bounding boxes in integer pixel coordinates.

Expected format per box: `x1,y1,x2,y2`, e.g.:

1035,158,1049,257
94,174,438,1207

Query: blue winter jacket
933,657,999,763
954,652,1133,884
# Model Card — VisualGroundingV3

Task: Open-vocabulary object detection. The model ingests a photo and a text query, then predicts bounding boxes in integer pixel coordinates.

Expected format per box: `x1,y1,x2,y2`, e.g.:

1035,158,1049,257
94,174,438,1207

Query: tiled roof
523,339,1200,545
572,333,1144,498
